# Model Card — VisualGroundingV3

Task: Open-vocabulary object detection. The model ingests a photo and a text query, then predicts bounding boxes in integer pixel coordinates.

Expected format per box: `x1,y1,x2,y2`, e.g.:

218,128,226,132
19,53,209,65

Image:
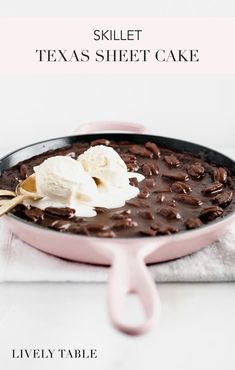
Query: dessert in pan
1,125,235,336
0,138,235,237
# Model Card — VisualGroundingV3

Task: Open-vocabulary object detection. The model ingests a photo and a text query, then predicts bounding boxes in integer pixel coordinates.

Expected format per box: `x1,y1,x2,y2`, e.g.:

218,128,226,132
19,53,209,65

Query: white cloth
0,147,235,282
0,221,235,282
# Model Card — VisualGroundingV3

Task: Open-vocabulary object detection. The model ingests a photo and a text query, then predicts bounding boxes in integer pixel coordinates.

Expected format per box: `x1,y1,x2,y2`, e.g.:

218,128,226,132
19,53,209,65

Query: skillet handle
74,121,148,135
107,249,160,336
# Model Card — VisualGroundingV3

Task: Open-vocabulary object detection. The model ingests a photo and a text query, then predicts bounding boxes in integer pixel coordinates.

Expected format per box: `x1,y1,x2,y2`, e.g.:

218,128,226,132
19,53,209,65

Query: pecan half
162,172,189,182
184,218,203,229
156,193,165,203
139,228,156,236
127,162,139,172
129,177,139,187
144,179,156,188
138,186,150,199
95,207,107,214
111,209,132,219
142,163,159,176
126,199,150,207
149,163,159,175
199,206,223,222
45,207,75,219
50,220,72,231
142,164,152,176
171,182,192,194
158,206,181,219
187,162,205,179
212,191,233,208
153,187,171,193
138,210,154,220
165,199,176,207
120,153,137,162
145,142,161,157
164,155,180,167
151,223,178,235
174,194,203,206
129,145,153,158
213,167,228,184
112,218,138,229
24,207,44,222
69,225,90,235
202,181,224,195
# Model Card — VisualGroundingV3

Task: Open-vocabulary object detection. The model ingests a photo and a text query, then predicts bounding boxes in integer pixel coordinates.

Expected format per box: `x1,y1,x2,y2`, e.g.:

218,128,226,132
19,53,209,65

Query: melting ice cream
27,145,144,217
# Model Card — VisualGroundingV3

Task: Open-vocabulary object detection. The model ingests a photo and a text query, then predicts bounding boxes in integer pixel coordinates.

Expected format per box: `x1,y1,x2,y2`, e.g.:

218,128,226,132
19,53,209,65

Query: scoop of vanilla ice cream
77,145,144,208
78,145,143,188
35,156,97,201
26,156,98,217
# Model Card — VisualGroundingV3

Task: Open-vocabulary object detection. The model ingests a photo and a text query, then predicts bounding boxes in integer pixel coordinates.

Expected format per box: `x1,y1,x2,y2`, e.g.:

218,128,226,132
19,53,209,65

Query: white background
0,1,235,370
0,74,234,152
0,1,235,151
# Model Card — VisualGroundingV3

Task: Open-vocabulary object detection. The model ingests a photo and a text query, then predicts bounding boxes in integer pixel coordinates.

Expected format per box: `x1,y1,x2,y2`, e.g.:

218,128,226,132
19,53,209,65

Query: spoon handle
0,199,13,206
0,189,16,197
0,195,26,217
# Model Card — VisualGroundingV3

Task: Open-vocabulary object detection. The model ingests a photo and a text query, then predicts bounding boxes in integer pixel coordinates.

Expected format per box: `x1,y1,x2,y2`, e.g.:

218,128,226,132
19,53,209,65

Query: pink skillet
2,121,235,336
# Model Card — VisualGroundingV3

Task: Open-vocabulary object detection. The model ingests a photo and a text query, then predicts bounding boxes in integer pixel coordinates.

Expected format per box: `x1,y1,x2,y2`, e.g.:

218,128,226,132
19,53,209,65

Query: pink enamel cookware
1,121,235,336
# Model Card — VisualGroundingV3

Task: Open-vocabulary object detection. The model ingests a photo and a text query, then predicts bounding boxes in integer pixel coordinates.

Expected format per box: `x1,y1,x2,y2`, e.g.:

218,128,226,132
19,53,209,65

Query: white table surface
0,147,235,370
0,282,235,370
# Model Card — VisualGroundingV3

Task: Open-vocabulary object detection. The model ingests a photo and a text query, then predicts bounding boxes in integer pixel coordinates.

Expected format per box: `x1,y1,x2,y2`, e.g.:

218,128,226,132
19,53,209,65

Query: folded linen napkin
0,147,235,282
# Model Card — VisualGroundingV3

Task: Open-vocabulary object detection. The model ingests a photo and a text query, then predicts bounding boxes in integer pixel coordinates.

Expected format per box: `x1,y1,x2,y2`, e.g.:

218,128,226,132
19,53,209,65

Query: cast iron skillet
1,121,235,335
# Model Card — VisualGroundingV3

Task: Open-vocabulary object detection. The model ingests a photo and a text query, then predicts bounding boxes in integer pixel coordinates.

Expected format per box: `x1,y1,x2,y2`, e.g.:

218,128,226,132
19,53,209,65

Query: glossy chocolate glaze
0,139,235,238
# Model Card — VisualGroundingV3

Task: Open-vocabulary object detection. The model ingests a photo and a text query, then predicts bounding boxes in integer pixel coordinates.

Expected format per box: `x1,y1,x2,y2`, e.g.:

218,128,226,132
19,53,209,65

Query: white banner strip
0,17,234,74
